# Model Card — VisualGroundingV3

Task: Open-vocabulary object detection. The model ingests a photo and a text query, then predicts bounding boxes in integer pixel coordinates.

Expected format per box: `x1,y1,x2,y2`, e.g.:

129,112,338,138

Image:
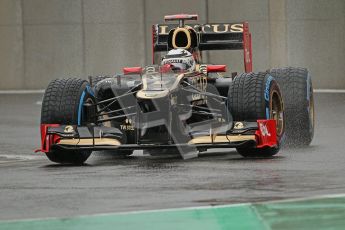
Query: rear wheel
228,72,285,157
269,67,314,146
41,78,93,164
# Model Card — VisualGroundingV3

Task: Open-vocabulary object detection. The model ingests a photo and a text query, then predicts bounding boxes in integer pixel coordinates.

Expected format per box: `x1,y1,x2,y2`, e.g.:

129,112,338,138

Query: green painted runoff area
1,196,344,230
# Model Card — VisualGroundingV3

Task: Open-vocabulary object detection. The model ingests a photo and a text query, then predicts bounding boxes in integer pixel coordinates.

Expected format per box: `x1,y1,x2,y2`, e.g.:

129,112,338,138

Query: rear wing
152,22,252,72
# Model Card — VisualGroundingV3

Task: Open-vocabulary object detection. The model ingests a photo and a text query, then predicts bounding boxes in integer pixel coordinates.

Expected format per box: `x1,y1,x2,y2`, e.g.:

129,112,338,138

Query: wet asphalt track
0,93,344,220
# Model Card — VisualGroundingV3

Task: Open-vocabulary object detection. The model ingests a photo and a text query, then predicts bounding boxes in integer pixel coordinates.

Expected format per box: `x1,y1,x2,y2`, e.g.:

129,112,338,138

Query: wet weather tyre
228,72,285,157
41,78,93,164
269,67,314,146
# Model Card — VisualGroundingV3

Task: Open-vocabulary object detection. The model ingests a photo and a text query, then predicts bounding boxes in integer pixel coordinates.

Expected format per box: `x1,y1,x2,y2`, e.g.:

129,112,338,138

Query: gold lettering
159,25,169,35
212,24,230,33
120,124,134,131
201,24,211,33
230,24,243,33
120,119,135,130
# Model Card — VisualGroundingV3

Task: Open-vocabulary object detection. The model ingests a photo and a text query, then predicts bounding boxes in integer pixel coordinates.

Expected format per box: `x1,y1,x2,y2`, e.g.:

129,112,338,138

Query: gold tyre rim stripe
270,90,284,137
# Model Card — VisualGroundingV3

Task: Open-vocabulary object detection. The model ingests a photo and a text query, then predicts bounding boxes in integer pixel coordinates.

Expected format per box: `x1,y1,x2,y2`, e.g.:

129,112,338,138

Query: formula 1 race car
37,14,314,164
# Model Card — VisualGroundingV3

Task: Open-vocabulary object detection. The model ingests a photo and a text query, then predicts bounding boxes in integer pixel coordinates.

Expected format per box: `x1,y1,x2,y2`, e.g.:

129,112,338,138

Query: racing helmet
161,49,196,72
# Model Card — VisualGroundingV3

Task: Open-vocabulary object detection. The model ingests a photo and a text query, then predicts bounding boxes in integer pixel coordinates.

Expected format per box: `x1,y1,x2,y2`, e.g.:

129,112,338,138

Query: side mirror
207,65,226,73
123,67,143,75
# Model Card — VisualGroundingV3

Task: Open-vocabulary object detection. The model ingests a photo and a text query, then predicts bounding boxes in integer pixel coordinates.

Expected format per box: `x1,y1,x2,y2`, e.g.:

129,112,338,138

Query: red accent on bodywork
123,67,143,75
160,64,173,73
255,120,277,148
242,22,253,73
206,65,227,73
35,124,60,153
164,14,198,21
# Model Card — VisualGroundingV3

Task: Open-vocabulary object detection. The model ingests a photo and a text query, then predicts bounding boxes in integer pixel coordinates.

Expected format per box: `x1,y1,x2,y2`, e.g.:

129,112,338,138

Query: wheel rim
270,90,284,136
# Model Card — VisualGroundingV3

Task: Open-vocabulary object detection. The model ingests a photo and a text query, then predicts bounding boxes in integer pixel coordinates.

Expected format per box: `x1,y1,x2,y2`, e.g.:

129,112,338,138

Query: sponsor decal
158,23,244,35
192,98,207,106
264,76,273,102
201,24,243,33
158,25,168,35
120,119,134,131
217,117,225,122
191,93,202,101
189,75,208,105
259,123,271,137
234,122,244,129
162,58,194,69
189,75,207,92
146,66,156,73
64,125,74,133
102,79,113,84
162,59,183,64
199,64,208,75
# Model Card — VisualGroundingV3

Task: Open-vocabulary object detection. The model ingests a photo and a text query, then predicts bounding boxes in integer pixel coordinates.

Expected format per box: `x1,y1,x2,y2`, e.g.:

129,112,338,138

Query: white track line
42,193,345,217
314,89,345,93
259,193,345,204
0,154,42,160
1,193,345,223
0,90,45,94
0,203,251,223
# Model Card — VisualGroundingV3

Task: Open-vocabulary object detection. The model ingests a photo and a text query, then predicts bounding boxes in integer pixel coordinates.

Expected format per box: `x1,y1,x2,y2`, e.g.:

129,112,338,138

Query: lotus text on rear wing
158,23,244,35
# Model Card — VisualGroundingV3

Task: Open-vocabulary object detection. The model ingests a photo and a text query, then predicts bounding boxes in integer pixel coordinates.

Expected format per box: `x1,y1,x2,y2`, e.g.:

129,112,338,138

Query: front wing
36,120,277,153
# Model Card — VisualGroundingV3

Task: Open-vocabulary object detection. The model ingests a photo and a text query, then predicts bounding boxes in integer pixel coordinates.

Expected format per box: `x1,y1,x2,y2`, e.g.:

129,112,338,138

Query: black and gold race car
37,14,314,164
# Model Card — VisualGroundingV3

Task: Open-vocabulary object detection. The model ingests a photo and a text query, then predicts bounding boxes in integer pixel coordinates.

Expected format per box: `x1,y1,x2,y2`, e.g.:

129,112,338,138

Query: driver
161,48,196,72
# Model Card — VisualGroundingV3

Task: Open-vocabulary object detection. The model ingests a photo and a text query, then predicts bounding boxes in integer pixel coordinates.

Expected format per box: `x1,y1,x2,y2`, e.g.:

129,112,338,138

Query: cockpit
139,65,183,94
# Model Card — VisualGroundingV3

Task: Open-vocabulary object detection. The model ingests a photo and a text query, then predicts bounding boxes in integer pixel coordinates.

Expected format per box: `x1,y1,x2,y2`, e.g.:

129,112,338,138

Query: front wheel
228,72,285,157
41,78,94,164
269,67,314,146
